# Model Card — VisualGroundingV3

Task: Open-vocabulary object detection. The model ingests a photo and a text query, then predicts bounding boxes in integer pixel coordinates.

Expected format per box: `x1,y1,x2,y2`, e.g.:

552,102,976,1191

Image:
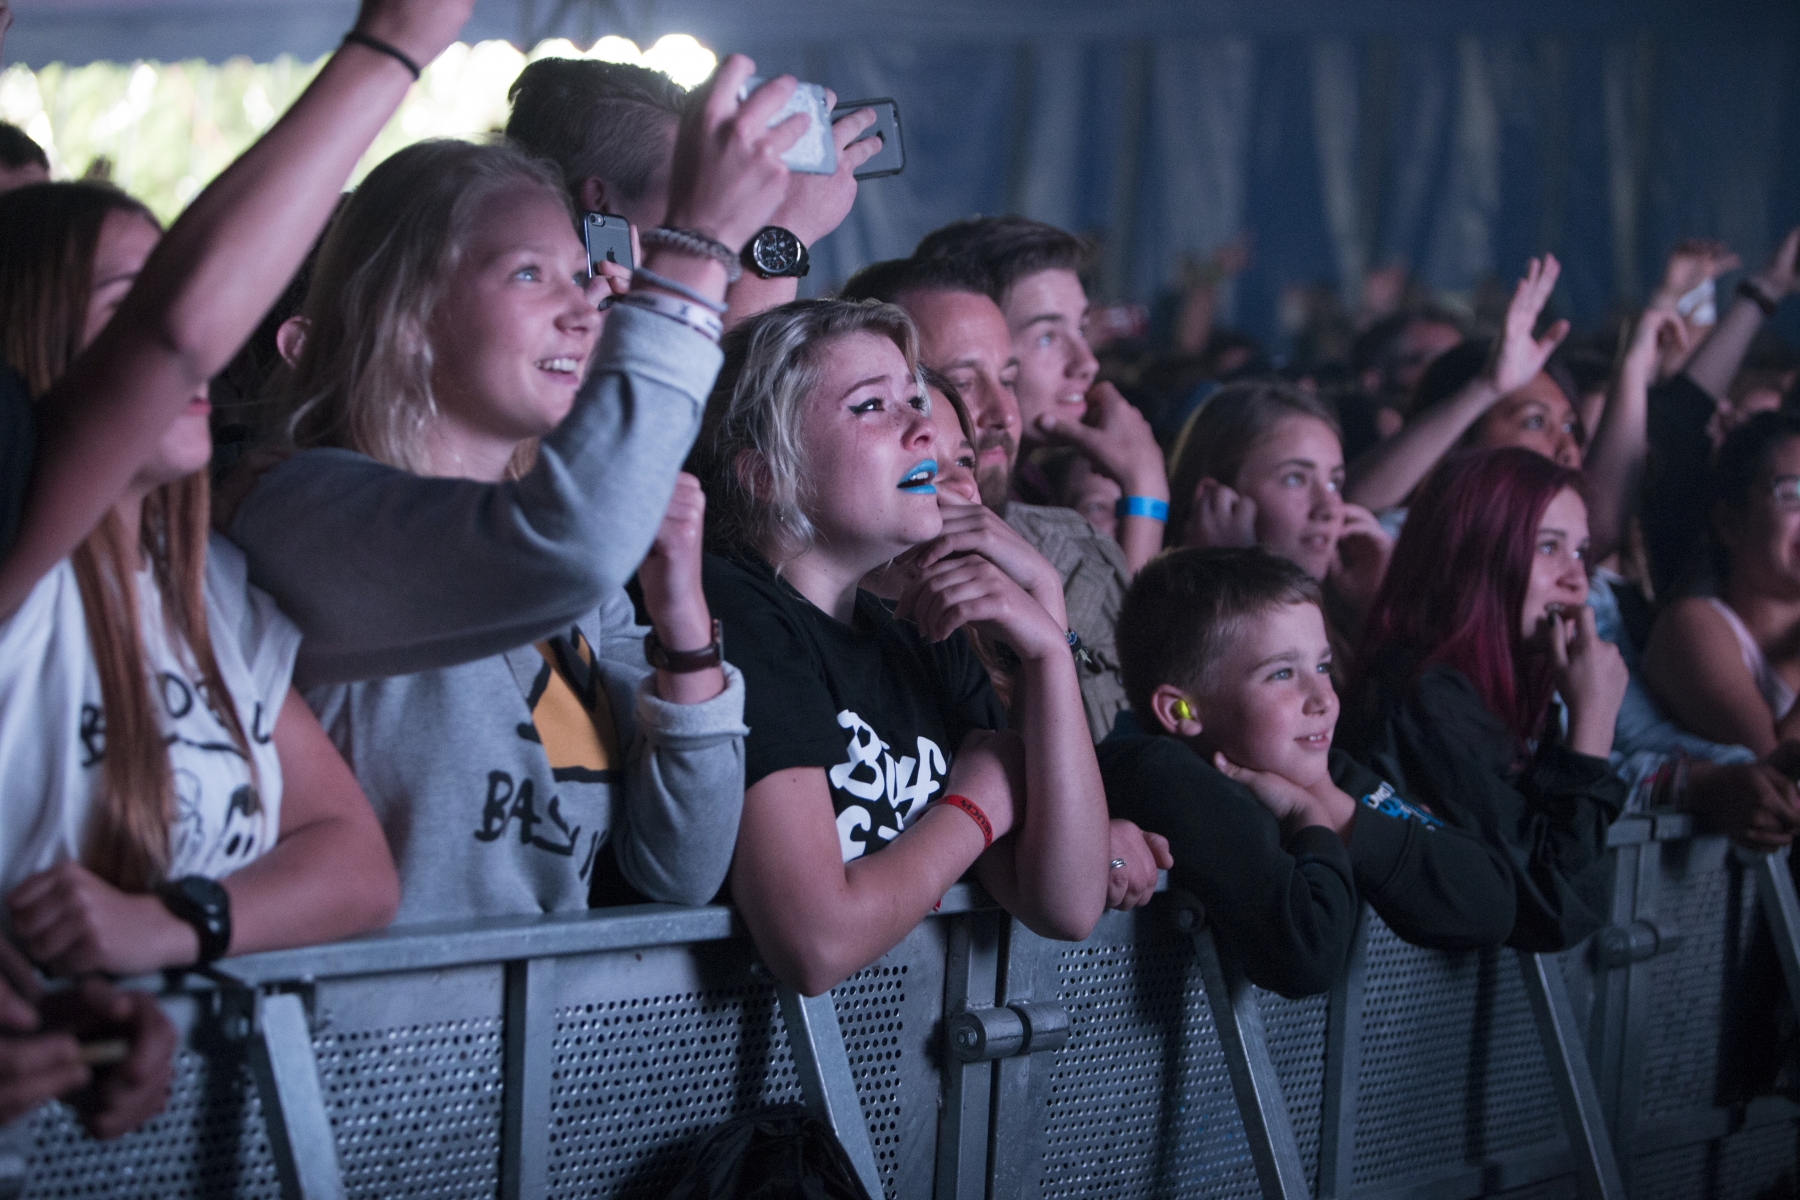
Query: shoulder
0,558,79,650
1099,733,1209,790
203,533,302,695
1005,503,1129,573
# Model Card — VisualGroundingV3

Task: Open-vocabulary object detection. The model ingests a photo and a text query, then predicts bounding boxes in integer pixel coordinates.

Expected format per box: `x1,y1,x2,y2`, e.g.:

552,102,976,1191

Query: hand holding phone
582,211,634,276
833,98,905,179
740,75,837,175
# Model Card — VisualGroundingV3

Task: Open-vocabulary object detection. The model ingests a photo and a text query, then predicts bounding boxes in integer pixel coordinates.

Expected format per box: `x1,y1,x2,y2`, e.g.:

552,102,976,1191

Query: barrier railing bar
1317,908,1368,1200
500,957,555,1200
1752,847,1800,1027
1516,951,1625,1200
986,920,1063,1200
218,885,995,986
936,911,999,1200
777,985,886,1198
247,989,345,1200
1191,926,1311,1200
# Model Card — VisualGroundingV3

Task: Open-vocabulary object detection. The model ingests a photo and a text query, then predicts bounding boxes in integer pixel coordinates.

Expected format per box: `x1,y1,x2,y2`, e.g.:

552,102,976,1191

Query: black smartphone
834,98,904,180
583,211,634,275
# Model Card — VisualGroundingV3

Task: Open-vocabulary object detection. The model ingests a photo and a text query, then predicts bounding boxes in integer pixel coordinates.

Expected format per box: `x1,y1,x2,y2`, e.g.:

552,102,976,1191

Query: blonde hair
278,138,570,470
0,182,250,890
690,299,922,564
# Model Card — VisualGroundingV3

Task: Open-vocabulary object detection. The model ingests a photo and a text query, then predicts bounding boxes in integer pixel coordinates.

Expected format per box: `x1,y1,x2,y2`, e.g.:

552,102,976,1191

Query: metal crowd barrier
14,815,1800,1199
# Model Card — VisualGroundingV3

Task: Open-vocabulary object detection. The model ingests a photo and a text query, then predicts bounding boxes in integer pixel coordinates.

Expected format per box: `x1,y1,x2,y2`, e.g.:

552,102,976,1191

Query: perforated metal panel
1638,837,1755,1120
1351,917,1566,1191
25,1039,278,1199
1036,909,1260,1199
1632,1116,1800,1200
1257,989,1328,1190
312,965,506,1199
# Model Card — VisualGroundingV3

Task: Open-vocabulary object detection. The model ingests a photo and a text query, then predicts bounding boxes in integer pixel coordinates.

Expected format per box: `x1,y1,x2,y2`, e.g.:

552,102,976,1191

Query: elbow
1021,904,1102,944
760,941,859,998
354,863,402,935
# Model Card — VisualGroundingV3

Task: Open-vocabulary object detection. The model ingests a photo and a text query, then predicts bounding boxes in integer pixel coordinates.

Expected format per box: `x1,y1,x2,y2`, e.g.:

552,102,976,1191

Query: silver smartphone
582,211,633,276
740,75,837,175
834,98,904,179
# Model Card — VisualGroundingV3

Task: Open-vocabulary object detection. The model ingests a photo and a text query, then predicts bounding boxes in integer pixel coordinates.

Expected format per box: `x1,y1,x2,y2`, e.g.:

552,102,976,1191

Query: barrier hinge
948,1001,1071,1062
1593,920,1681,969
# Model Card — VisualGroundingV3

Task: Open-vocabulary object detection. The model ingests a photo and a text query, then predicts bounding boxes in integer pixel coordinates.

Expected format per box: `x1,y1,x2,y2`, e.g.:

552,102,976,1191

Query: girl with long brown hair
0,0,478,986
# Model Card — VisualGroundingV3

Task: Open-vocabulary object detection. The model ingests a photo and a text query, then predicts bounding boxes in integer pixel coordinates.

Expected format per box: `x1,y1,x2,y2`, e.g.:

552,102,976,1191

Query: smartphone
583,211,634,275
740,76,836,175
834,98,905,179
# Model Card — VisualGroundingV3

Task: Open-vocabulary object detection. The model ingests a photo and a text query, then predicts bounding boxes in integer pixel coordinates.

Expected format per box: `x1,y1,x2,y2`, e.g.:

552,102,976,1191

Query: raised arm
0,0,475,620
1583,309,1687,563
1684,226,1798,402
1345,256,1567,512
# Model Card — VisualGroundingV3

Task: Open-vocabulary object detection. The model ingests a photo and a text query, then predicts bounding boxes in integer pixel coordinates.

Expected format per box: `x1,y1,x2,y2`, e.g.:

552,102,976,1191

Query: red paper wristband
935,793,993,850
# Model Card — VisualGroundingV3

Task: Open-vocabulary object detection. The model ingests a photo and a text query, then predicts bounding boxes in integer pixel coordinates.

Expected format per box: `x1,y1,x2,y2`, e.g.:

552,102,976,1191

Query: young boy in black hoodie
1103,548,1515,997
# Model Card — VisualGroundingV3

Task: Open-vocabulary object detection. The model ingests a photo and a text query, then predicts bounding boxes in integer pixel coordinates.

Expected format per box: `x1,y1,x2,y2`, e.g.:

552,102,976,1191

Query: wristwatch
158,875,232,965
644,620,725,673
743,226,810,279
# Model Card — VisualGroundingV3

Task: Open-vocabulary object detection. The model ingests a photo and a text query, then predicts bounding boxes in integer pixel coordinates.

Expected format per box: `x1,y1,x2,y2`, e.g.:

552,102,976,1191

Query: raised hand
1180,478,1258,550
1549,606,1628,759
6,862,198,977
897,552,1067,662
1749,225,1800,302
1031,382,1168,503
1214,753,1352,841
350,0,478,74
664,55,805,253
765,91,883,248
1652,239,1741,311
1328,502,1394,618
915,503,1069,629
1106,819,1172,910
40,977,177,1140
1486,255,1570,397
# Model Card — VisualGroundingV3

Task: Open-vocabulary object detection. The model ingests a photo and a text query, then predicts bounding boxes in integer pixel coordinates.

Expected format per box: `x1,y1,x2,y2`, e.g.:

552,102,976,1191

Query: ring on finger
1109,858,1127,870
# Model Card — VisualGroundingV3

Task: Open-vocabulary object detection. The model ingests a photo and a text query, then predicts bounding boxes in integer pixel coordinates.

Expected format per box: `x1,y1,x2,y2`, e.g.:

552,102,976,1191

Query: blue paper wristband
1115,495,1169,521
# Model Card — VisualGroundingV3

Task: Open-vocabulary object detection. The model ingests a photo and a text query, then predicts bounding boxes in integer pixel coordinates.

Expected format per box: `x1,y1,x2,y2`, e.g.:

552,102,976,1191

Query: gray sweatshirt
229,305,745,920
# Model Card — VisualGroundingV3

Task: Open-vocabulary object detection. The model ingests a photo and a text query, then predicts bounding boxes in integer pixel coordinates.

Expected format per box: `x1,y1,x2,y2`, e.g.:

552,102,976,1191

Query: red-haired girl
1342,448,1629,952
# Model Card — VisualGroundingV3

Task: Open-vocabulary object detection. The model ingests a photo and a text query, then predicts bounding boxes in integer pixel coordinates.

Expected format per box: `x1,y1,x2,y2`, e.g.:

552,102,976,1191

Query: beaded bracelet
616,291,724,344
933,793,993,850
1115,495,1169,522
642,227,743,283
341,31,422,80
630,266,730,315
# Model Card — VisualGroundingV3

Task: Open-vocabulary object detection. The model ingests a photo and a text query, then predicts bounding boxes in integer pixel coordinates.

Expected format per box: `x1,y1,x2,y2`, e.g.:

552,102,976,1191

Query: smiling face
423,183,598,480
1233,415,1346,581
1719,434,1800,601
1191,601,1338,788
1473,372,1582,468
797,330,942,568
84,207,212,487
899,287,1020,509
1000,268,1098,450
1518,487,1591,648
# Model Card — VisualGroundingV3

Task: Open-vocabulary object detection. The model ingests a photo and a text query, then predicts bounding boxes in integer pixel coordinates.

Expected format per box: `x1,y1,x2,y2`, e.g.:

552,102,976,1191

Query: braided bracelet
933,793,993,850
630,266,730,315
341,31,422,80
642,226,743,283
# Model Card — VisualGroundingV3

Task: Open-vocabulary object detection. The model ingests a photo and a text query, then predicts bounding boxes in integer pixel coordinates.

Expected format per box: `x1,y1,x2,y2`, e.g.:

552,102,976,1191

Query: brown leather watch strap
644,620,724,673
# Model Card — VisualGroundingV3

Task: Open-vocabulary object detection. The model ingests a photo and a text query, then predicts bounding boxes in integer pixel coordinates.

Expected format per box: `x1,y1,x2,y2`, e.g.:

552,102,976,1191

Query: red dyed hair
1356,448,1585,744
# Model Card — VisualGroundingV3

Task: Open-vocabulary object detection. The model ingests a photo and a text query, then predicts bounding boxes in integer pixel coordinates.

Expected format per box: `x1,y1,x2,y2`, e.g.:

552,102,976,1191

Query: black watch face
752,228,804,276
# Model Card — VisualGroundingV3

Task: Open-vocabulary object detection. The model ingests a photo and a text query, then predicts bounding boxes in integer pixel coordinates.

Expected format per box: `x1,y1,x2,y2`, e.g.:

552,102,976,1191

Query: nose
1310,479,1343,522
977,375,1020,436
557,279,600,335
1303,671,1338,717
1554,430,1581,469
904,406,936,452
1066,331,1099,389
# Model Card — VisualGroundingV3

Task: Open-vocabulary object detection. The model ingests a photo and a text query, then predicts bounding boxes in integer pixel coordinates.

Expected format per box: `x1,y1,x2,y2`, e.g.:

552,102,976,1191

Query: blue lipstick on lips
898,459,938,495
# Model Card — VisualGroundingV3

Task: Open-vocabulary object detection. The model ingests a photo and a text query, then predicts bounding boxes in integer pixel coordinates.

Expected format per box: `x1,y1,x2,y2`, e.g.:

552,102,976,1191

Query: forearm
1115,517,1164,576
221,816,400,957
1685,294,1765,400
734,805,982,995
1345,379,1499,510
995,654,1108,940
1581,365,1650,563
723,274,800,331
617,668,749,905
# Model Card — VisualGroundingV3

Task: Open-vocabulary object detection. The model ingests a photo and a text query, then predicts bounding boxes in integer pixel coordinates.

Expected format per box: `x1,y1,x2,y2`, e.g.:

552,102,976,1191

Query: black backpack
665,1103,877,1200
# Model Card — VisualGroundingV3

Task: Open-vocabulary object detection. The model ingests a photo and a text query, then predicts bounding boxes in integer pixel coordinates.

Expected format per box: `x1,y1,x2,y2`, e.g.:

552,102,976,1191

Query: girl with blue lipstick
693,299,1110,996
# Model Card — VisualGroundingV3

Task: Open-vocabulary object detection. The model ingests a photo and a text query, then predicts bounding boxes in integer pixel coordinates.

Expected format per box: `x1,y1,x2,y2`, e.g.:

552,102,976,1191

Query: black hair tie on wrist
342,30,423,80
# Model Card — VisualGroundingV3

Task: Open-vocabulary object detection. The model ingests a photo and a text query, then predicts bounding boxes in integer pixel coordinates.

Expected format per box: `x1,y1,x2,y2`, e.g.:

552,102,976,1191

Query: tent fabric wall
9,0,1799,351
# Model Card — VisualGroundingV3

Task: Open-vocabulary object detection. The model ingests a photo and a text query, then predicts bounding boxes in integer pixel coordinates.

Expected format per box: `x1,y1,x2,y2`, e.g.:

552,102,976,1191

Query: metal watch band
644,619,724,673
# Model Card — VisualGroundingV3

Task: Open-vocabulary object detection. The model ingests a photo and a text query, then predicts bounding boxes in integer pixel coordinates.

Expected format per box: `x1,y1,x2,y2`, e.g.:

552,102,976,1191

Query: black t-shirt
0,363,33,560
703,552,1006,863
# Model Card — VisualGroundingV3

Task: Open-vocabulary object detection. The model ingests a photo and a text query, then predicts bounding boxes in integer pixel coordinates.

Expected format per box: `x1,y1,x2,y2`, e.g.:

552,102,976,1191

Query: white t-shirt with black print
703,553,1006,864
0,534,299,892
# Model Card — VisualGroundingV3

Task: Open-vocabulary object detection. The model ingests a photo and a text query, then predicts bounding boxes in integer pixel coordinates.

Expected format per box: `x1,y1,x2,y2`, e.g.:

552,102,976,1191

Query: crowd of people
2,0,1799,1153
